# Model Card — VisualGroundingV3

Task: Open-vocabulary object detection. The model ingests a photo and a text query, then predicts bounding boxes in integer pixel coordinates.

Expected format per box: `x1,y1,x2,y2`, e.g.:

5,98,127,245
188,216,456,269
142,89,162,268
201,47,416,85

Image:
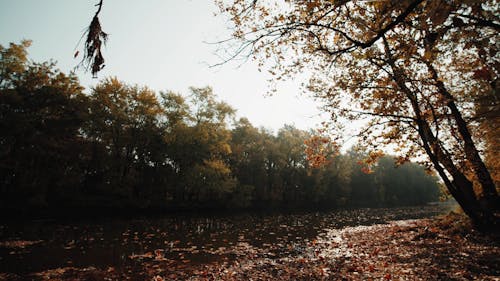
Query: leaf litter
1,212,498,280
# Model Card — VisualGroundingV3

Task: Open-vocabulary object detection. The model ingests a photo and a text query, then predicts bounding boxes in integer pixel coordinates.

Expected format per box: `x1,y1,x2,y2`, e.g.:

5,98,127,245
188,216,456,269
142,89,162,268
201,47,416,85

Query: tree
229,118,265,206
217,0,499,229
1,40,441,213
83,77,169,203
276,125,311,205
0,41,88,207
473,84,500,193
372,155,440,206
164,87,237,206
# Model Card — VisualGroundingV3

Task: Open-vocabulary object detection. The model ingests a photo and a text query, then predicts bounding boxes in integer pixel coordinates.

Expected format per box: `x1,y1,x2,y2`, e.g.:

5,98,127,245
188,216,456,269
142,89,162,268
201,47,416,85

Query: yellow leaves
203,159,231,176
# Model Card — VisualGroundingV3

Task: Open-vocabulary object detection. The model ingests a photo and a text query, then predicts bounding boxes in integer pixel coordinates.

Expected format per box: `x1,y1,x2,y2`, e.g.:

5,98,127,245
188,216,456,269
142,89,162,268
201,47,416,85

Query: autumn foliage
217,0,499,230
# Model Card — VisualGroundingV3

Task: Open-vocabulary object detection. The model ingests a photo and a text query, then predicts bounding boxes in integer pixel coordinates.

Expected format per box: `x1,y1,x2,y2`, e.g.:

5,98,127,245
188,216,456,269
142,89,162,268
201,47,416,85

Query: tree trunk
426,62,499,204
383,41,499,231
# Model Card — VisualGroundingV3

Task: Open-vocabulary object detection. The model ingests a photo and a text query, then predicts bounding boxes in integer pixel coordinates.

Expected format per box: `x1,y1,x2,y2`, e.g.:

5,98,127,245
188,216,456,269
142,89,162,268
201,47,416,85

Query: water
0,205,448,275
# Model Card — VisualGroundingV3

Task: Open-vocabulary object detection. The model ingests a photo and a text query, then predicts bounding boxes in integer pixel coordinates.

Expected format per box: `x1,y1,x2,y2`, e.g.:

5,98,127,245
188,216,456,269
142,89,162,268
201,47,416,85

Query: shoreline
0,203,452,222
1,214,498,280
192,216,499,280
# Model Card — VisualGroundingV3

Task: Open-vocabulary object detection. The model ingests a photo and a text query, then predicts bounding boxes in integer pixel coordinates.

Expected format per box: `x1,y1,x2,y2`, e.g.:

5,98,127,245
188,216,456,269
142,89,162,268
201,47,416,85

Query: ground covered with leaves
1,213,498,280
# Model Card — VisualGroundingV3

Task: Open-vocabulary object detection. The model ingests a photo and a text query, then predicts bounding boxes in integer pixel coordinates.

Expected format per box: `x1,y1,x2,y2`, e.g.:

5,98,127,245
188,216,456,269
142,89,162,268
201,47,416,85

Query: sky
0,0,326,132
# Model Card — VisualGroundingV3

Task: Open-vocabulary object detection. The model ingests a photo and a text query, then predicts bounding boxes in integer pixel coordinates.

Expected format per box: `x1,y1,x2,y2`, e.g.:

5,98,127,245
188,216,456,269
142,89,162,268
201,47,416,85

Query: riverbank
204,213,497,281
0,202,450,222
1,212,498,280
186,213,499,280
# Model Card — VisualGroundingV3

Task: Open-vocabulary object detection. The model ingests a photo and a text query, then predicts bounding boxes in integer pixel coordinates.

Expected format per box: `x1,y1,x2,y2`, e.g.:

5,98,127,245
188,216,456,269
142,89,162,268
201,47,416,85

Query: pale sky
0,0,326,131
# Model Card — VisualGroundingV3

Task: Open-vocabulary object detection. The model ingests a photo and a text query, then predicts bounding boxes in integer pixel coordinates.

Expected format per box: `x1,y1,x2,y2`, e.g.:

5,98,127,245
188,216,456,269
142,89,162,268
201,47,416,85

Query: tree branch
452,12,500,30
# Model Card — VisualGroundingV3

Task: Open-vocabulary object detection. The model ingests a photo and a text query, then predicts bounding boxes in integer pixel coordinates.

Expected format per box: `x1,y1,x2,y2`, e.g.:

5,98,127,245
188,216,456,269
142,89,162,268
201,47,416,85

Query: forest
0,41,440,215
1,1,499,279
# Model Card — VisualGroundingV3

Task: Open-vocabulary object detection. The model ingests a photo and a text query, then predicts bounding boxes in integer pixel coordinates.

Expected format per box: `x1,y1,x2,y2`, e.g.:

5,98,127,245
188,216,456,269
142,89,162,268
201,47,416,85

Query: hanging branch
79,0,107,78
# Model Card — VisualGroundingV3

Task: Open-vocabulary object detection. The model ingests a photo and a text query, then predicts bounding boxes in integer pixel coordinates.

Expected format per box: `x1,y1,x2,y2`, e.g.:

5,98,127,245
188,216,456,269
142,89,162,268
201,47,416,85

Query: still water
0,205,448,274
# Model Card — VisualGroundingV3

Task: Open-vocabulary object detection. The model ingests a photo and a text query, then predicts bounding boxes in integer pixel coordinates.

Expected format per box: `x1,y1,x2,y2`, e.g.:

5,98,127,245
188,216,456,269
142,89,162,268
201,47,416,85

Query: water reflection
0,205,448,274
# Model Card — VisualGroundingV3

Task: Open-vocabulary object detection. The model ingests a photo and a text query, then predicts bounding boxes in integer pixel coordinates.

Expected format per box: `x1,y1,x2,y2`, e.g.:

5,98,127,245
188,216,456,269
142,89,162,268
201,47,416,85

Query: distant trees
0,41,440,213
0,40,87,207
82,77,168,204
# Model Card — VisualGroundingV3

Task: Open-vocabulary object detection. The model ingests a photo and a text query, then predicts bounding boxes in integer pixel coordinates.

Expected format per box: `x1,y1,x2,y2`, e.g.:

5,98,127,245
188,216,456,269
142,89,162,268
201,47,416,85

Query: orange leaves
366,150,384,165
361,166,373,174
356,150,384,174
304,134,338,168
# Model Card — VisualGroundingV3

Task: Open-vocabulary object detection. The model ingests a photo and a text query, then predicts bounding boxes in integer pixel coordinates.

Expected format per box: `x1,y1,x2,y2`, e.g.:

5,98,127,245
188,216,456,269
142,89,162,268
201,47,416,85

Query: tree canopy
215,0,499,229
0,41,440,214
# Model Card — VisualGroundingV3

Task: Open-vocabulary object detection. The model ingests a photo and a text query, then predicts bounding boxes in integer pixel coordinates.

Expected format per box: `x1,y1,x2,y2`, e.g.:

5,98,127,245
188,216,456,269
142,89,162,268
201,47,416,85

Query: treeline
0,41,440,213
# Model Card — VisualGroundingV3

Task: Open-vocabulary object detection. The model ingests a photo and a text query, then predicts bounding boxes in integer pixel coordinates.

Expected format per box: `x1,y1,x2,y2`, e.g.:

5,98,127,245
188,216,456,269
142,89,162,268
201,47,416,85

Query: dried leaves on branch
79,0,107,77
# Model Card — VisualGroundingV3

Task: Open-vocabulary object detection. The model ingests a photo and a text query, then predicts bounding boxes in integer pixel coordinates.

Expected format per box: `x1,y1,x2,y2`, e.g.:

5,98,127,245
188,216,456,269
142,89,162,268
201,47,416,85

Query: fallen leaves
0,240,43,249
1,207,498,280
176,217,498,280
129,252,154,260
